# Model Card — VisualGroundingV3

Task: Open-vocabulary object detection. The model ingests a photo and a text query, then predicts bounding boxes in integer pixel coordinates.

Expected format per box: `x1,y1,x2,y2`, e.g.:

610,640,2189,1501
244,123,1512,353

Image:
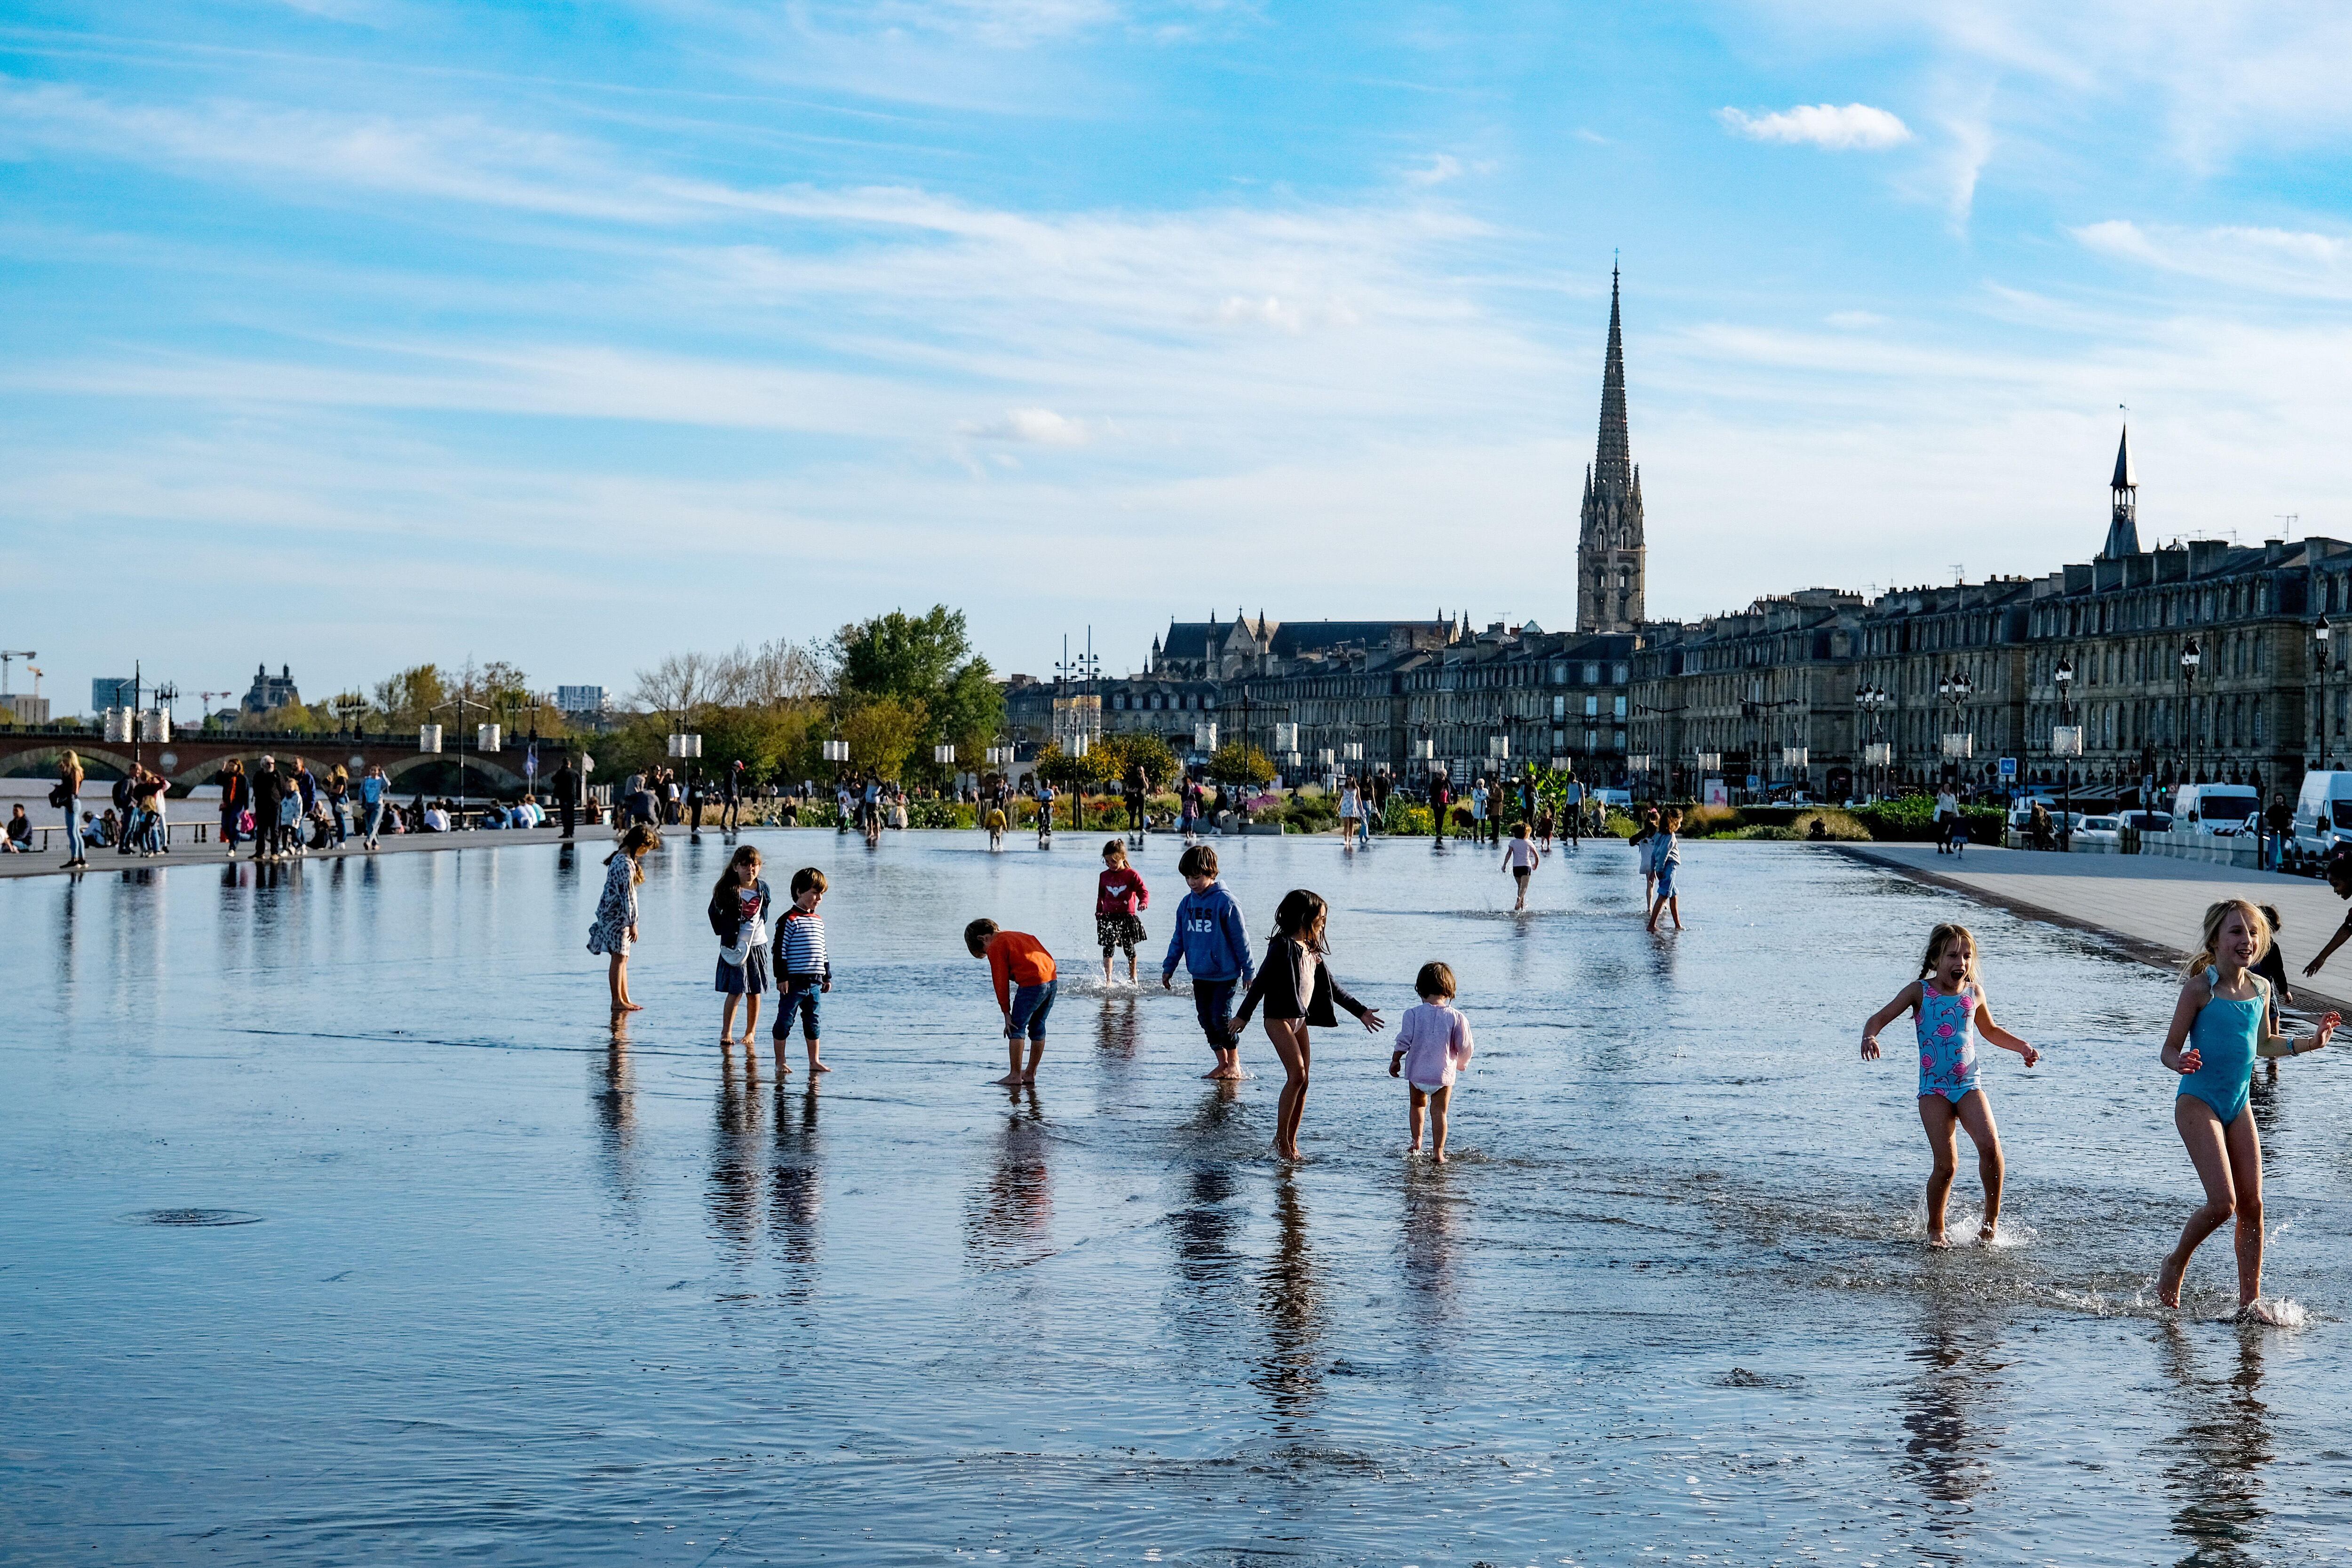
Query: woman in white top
1338,778,1363,852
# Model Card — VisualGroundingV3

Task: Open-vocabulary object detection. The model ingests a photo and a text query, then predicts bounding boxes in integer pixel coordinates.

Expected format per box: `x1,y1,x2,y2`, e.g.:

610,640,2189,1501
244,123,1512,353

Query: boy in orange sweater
966,919,1058,1086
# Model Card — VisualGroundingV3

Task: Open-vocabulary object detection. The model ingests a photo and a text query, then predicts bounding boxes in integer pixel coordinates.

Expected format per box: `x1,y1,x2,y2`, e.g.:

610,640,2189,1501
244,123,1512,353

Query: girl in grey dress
590,824,660,1013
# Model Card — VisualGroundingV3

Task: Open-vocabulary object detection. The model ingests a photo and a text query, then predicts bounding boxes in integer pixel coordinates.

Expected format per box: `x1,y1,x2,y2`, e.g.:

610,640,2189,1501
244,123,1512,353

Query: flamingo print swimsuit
1916,979,1983,1103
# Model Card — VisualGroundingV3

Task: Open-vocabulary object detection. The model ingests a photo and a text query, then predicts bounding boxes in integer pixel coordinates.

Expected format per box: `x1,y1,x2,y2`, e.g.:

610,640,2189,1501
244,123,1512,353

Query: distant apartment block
5,694,51,724
557,685,607,714
92,677,135,712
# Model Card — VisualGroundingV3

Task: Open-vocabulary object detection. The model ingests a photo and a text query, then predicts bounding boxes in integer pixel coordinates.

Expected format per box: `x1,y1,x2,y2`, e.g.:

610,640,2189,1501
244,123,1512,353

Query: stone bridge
0,727,591,797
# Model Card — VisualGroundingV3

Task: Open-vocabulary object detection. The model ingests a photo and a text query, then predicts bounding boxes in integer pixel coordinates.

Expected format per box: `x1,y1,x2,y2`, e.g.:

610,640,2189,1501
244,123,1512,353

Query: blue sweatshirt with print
1162,883,1255,984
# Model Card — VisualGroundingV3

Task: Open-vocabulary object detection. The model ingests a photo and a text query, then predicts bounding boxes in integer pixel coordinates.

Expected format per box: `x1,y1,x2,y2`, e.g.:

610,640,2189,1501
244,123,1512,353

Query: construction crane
0,650,32,695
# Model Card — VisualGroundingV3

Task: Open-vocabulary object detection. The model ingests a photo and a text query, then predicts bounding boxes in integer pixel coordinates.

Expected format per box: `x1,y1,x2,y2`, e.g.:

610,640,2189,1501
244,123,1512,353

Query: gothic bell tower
1577,264,1646,633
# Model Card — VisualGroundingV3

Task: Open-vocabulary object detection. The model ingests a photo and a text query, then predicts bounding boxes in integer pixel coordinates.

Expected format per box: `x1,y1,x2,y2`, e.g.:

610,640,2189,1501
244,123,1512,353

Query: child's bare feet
1927,1232,1951,1250
620,1001,644,1013
1406,1142,1422,1154
2236,1298,2282,1325
1978,1222,1998,1244
810,1061,831,1074
1432,1149,1447,1164
2157,1253,2186,1308
994,1072,1023,1086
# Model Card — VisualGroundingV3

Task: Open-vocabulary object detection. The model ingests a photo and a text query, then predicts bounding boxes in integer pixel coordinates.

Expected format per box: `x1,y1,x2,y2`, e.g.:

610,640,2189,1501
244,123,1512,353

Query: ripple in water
121,1208,263,1227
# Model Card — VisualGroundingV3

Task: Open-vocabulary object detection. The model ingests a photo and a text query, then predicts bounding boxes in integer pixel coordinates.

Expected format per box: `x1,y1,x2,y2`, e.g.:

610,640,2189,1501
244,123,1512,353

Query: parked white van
2290,771,2352,868
2170,783,2260,836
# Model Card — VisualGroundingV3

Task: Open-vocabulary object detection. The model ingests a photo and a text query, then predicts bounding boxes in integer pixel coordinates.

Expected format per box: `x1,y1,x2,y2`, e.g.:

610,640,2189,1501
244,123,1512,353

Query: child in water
1645,809,1684,932
707,844,771,1046
985,803,1007,851
1860,923,2040,1246
967,918,1057,1087
1389,962,1474,1161
2157,899,2338,1321
1233,889,1384,1159
1501,821,1541,910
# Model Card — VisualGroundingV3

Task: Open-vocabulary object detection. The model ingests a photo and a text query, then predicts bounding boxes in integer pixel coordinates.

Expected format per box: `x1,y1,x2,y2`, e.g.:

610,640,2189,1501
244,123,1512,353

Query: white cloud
1401,153,1462,187
2074,219,2352,300
961,407,1093,444
1717,102,1913,150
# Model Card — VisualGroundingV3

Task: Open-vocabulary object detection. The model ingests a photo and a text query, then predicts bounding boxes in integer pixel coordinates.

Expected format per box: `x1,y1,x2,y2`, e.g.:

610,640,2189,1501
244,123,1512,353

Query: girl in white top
1338,780,1363,852
1389,961,1475,1161
1501,820,1541,909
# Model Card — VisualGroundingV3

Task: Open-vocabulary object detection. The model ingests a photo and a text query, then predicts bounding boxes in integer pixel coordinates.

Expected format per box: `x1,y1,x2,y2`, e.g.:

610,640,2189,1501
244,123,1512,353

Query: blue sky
6,1,2352,712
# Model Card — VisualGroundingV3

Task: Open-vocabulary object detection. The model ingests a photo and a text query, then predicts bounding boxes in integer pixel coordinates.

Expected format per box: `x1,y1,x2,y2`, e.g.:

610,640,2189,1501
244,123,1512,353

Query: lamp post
1854,684,1890,803
2053,658,2077,849
2318,617,2333,768
2179,637,2202,785
1938,669,1974,788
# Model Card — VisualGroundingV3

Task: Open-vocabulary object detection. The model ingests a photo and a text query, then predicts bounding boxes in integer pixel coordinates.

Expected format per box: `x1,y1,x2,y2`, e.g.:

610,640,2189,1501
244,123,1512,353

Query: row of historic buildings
1005,270,2342,799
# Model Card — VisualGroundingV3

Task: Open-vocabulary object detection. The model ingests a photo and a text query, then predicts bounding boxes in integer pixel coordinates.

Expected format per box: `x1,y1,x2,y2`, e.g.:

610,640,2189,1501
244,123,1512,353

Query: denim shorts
773,978,822,1041
1007,979,1057,1041
1654,865,1677,899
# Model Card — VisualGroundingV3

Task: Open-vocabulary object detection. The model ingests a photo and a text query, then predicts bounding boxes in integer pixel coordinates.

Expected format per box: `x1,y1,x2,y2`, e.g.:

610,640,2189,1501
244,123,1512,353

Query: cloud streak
1718,102,1912,150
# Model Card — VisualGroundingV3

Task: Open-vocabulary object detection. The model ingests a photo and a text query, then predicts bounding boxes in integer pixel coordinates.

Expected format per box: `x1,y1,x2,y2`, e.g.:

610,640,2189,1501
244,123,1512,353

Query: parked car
2289,771,2352,870
2170,783,2260,836
2121,809,2174,834
2072,813,2124,847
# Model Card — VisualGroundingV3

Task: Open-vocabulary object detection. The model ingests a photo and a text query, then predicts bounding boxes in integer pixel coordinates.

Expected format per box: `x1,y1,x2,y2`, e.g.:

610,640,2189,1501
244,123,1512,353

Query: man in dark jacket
251,756,284,861
550,758,579,839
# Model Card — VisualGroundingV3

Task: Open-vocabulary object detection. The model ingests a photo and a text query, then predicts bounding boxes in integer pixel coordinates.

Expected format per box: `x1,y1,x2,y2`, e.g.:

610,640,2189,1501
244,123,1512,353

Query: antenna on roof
1950,564,1965,585
2279,514,2300,541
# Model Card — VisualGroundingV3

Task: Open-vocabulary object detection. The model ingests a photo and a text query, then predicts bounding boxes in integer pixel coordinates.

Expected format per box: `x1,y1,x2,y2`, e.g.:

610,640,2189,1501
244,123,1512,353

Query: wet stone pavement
5,831,2352,1565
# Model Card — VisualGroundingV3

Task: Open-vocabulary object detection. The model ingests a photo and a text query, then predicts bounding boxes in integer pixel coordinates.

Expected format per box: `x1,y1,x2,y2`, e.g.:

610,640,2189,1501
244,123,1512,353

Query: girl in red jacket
1096,839,1151,987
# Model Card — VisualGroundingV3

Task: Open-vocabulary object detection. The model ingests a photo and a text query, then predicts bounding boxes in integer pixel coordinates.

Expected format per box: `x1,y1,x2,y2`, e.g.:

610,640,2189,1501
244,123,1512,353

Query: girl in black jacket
708,845,773,1047
1234,889,1384,1160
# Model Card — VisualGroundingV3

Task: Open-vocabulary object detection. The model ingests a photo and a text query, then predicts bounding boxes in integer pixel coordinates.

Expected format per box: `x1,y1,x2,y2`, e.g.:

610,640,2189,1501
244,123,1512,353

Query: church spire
1593,263,1632,489
2100,423,2140,559
1577,262,1646,633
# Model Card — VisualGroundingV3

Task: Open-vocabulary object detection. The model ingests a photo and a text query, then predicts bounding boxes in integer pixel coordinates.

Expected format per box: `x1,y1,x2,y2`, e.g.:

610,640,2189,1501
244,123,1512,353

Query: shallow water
6,832,2352,1565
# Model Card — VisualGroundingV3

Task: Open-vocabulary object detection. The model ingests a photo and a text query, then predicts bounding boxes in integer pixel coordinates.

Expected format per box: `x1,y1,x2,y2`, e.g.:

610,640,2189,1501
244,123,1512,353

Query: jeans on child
1192,978,1239,1052
1007,980,1057,1041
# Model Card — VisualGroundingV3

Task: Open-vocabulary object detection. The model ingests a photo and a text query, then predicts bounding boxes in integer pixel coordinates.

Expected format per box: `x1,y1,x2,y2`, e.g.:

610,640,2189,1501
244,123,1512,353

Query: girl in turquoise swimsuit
1861,923,2041,1247
2157,899,2339,1321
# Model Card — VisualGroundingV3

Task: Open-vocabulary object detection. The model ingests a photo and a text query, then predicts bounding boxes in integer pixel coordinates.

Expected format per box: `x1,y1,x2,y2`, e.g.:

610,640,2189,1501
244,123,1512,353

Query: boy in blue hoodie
1161,844,1255,1079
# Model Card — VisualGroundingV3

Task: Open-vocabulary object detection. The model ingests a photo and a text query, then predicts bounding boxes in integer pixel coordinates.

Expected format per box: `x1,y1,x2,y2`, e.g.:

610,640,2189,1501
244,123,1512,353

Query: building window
1552,695,1566,721
1583,662,1600,684
1584,695,1599,718
1613,696,1628,720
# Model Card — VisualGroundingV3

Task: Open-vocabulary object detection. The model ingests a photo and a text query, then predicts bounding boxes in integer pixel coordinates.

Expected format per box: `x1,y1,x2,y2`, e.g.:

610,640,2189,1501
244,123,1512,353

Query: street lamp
2179,638,2202,785
1854,684,1891,802
2053,658,2079,849
1938,670,1974,786
2318,617,2333,768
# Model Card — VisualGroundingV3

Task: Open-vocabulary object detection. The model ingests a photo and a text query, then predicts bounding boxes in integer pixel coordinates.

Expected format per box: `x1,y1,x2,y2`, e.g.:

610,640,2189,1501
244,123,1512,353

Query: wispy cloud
1717,102,1912,150
2074,219,2352,300
1401,152,1462,186
961,407,1093,444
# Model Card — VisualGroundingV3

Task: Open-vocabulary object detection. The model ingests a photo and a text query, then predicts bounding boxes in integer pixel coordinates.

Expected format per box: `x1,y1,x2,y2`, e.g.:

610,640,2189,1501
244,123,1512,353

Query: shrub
1385,801,1434,835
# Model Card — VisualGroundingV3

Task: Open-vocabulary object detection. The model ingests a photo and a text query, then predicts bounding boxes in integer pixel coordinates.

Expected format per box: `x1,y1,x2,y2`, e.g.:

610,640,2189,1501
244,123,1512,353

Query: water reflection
593,1029,641,1214
1252,1172,1325,1429
2159,1324,2273,1567
771,1085,823,1303
1895,1326,1998,1558
708,1054,767,1258
1094,994,1140,1061
964,1094,1053,1269
1399,1164,1462,1315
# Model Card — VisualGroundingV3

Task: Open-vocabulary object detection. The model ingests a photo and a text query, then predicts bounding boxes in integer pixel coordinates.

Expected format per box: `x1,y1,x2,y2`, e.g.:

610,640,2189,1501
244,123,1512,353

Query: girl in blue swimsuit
1861,923,2041,1247
2157,899,2338,1321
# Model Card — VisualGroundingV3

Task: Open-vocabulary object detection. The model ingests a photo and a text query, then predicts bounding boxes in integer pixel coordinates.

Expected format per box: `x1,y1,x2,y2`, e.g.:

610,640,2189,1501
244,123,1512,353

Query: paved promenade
1839,842,2352,1010
0,822,616,879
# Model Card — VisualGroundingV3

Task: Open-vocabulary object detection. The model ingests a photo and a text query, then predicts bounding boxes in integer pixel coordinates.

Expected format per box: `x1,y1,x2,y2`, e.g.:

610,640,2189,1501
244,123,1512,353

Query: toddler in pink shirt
1388,961,1475,1161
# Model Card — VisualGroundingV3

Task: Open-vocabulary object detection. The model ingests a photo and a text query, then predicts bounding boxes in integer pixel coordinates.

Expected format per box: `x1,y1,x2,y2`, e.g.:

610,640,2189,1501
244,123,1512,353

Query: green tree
840,696,928,782
1206,742,1275,787
835,606,1003,758
373,664,446,729
1097,732,1179,792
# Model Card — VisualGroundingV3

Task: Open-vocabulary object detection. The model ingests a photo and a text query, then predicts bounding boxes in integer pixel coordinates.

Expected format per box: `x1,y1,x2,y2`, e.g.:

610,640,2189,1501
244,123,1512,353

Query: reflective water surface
7,833,2352,1564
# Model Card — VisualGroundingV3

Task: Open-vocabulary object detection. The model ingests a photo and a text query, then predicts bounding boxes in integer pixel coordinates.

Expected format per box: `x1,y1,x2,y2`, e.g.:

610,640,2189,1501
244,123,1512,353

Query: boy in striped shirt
771,867,832,1075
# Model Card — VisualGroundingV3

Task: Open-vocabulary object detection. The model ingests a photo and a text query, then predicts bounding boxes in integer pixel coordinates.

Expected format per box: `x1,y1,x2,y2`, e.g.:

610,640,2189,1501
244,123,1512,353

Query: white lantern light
479,724,502,753
419,724,443,754
934,743,956,765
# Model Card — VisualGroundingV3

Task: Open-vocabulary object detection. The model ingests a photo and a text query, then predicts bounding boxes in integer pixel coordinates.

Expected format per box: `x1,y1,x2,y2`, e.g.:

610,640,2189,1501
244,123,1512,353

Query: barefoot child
587,824,659,1014
1097,839,1151,986
771,867,833,1076
967,919,1057,1086
2253,904,2294,1076
1389,962,1473,1161
1645,809,1685,932
1234,889,1384,1160
985,803,1007,852
708,845,771,1047
2157,900,2338,1321
1860,923,2040,1246
1161,844,1255,1080
1501,821,1540,910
